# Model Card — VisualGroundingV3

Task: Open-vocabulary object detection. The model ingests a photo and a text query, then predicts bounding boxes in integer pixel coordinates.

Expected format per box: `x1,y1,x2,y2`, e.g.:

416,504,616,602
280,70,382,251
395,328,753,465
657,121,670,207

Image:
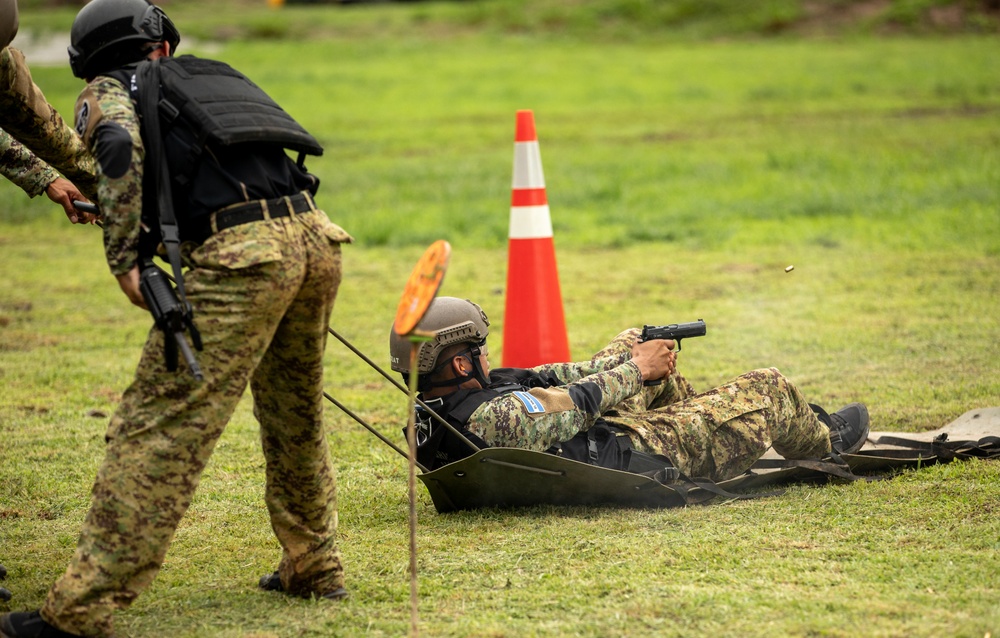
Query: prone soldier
389,297,870,480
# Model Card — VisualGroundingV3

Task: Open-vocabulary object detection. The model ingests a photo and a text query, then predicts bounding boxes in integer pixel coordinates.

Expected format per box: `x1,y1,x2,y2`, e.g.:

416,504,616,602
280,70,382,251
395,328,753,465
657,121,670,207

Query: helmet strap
423,345,489,391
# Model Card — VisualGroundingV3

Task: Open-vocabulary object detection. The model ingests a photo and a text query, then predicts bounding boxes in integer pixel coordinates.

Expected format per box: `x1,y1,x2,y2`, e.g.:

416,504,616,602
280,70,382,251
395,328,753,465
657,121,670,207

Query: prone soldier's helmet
389,297,490,377
68,0,180,79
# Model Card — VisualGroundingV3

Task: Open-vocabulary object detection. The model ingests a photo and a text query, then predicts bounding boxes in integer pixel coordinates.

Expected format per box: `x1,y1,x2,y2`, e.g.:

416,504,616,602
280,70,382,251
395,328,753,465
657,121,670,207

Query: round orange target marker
393,239,451,336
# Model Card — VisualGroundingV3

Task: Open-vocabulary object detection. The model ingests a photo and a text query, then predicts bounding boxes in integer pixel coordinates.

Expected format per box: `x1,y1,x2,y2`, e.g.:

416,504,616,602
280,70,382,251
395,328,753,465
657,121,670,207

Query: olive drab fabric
0,47,98,198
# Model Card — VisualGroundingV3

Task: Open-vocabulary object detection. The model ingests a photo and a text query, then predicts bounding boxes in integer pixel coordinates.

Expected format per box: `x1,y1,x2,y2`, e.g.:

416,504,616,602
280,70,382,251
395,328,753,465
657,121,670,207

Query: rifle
139,263,204,381
639,319,706,386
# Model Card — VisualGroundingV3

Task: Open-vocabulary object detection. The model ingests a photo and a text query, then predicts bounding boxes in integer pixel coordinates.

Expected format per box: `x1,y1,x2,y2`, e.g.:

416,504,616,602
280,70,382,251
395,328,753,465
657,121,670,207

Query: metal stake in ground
392,240,451,638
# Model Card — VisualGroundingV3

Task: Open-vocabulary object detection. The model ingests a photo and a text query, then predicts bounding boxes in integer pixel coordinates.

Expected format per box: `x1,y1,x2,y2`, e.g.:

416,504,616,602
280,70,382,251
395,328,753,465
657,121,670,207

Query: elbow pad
92,121,133,179
568,382,602,416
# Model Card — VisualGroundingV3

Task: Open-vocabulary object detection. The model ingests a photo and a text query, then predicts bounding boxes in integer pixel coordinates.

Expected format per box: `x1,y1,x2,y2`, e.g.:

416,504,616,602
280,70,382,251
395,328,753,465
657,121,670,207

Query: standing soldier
0,0,352,636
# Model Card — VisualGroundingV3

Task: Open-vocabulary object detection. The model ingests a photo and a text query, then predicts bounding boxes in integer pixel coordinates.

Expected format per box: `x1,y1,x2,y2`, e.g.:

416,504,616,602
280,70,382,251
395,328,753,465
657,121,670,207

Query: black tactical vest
414,368,640,472
108,55,322,241
145,55,322,166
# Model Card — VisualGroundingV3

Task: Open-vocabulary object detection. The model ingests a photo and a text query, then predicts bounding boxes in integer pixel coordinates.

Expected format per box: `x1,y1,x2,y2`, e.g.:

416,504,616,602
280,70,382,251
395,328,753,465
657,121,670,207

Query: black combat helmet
68,0,180,79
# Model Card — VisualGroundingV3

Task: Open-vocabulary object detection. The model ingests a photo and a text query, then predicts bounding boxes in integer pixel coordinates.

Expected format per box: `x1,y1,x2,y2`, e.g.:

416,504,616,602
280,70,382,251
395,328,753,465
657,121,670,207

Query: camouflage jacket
1,47,98,199
0,128,58,196
465,352,643,452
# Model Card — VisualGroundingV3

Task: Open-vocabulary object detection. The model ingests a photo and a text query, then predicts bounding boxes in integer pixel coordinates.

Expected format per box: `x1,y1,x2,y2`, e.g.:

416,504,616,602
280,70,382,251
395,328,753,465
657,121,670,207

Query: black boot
0,564,10,603
258,570,283,592
0,611,83,638
812,403,870,455
258,571,348,601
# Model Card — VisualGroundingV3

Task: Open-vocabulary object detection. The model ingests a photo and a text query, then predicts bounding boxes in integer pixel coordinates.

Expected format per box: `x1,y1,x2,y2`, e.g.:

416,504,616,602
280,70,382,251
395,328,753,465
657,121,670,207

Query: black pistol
139,264,204,381
639,319,706,386
71,200,103,227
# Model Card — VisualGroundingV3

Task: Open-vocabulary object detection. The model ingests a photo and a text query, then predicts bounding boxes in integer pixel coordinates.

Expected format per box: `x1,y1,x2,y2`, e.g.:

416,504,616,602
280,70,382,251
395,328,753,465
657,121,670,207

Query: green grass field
2,1,999,636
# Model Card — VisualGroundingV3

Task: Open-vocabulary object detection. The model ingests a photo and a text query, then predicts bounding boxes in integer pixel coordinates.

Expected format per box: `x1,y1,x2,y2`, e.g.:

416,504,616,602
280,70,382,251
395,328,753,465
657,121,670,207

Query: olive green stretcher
413,408,1000,513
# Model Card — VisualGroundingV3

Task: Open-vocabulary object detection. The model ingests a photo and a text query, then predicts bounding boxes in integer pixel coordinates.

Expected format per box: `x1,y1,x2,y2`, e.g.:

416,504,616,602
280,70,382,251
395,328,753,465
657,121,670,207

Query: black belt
195,192,315,241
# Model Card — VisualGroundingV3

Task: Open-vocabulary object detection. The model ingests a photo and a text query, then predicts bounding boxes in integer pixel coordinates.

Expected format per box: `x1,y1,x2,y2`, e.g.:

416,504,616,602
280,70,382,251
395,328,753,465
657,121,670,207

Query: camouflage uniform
0,128,59,196
0,46,98,199
468,329,831,482
38,71,352,637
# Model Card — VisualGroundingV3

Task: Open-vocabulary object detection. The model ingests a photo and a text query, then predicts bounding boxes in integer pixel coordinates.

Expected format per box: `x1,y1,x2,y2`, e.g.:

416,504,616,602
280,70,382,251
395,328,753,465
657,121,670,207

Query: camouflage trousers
0,46,97,198
41,209,350,638
592,329,831,481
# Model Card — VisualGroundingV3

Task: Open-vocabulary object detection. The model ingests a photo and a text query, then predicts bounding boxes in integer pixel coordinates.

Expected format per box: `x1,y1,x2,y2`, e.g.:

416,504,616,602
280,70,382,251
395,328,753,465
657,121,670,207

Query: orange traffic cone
502,110,571,368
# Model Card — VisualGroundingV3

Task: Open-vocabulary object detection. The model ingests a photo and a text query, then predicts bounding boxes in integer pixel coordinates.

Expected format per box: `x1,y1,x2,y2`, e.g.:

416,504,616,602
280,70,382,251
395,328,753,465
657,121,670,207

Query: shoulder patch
511,388,578,416
74,87,103,145
74,100,88,136
512,391,545,414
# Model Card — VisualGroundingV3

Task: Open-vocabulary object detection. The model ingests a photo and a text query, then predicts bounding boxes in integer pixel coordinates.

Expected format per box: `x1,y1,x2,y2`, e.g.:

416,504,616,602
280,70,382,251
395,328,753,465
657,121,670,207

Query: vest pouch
622,448,677,477
546,422,632,471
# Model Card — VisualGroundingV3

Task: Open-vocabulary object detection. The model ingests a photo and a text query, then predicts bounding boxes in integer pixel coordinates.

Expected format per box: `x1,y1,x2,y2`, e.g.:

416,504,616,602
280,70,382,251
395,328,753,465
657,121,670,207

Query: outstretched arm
0,128,58,196
44,177,98,224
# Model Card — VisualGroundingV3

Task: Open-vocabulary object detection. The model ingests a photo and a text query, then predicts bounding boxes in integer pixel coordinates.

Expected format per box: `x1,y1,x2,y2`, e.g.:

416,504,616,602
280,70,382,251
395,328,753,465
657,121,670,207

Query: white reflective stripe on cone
509,205,554,239
512,141,545,189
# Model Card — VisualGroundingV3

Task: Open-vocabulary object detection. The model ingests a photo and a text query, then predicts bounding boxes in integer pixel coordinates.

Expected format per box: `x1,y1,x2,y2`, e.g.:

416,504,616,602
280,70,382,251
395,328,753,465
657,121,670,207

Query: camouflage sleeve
1,47,98,200
74,75,145,276
467,360,644,451
529,355,628,385
0,128,58,196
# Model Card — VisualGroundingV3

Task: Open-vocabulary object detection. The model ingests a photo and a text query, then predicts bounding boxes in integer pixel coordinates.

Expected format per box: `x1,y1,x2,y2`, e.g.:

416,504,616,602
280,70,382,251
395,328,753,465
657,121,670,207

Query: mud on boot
812,402,870,456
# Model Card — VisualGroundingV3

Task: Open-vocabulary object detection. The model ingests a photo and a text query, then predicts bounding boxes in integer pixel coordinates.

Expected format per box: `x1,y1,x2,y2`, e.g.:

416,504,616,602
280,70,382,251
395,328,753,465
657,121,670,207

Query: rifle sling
136,58,188,304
